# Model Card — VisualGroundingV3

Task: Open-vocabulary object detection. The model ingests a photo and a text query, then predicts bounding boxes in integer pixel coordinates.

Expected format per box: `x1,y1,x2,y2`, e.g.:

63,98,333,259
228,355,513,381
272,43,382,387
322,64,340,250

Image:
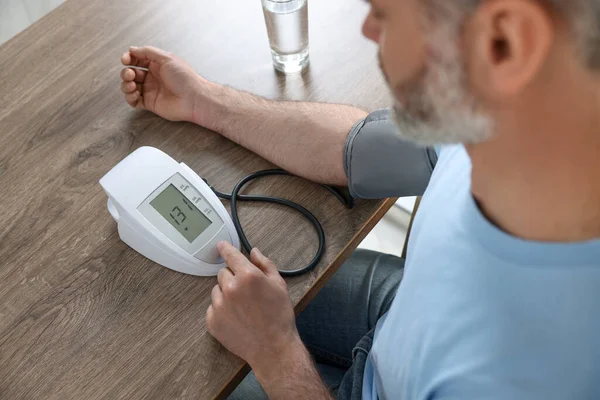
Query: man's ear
464,0,554,100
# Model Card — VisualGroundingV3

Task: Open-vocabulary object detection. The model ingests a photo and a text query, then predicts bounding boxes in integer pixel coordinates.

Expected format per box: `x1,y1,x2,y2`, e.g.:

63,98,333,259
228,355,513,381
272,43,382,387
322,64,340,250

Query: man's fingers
124,91,139,105
211,284,223,308
121,52,132,66
121,80,136,94
121,50,150,68
121,81,141,95
121,68,135,82
249,248,261,266
129,46,170,65
217,267,234,289
217,242,251,274
206,304,215,333
250,248,279,276
133,68,147,83
121,52,147,68
125,91,144,109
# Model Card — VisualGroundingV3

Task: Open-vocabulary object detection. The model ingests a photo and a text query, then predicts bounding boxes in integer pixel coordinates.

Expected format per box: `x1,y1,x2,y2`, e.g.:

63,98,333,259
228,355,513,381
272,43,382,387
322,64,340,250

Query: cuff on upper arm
344,109,438,199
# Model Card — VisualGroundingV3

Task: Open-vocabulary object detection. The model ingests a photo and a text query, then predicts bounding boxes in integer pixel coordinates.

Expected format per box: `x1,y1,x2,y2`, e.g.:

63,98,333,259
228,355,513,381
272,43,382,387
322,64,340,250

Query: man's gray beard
389,14,494,147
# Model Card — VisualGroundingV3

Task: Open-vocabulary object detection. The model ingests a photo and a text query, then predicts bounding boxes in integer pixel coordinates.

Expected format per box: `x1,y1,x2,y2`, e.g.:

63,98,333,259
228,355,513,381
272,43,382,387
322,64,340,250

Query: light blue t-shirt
363,145,600,400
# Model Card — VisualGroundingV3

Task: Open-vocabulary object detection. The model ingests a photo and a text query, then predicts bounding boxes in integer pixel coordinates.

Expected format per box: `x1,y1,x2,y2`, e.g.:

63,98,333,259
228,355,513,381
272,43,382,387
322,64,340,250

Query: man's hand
207,243,332,399
120,46,215,124
206,242,299,369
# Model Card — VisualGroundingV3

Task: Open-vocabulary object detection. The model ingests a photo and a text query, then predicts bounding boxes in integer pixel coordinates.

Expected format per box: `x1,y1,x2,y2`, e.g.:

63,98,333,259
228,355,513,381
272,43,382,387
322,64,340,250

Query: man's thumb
129,46,170,64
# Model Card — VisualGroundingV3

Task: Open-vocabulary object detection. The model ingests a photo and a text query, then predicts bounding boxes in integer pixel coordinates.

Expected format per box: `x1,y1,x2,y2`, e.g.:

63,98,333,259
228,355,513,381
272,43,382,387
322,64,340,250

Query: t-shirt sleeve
344,109,438,199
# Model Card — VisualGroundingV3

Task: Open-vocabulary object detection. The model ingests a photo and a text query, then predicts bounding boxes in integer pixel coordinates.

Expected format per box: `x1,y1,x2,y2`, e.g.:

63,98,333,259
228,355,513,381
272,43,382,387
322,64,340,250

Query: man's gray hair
427,0,600,69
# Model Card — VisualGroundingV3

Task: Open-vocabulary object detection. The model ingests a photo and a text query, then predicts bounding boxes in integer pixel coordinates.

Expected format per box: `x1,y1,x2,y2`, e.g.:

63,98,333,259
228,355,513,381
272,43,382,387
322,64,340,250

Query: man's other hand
120,46,211,124
206,242,302,371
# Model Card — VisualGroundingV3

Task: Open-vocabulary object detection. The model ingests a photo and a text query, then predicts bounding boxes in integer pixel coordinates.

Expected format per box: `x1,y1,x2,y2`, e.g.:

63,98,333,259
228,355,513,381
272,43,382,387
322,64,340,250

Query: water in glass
261,0,309,73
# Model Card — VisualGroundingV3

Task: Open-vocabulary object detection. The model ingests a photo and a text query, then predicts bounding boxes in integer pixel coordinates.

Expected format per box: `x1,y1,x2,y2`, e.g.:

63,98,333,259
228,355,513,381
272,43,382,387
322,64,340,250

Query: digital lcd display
150,184,212,243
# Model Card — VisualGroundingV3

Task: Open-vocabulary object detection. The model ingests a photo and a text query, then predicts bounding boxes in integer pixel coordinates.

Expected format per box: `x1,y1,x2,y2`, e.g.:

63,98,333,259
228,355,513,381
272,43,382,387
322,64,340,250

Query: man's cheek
380,46,399,87
380,29,418,91
381,32,403,76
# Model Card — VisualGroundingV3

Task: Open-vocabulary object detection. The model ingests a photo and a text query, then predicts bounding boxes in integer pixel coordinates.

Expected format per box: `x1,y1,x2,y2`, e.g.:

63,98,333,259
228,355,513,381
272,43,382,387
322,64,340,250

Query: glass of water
261,0,309,73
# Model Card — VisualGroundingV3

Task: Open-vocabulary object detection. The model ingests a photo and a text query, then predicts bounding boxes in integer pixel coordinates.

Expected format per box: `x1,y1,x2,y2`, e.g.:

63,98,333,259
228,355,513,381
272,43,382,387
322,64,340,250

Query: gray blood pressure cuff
344,109,438,199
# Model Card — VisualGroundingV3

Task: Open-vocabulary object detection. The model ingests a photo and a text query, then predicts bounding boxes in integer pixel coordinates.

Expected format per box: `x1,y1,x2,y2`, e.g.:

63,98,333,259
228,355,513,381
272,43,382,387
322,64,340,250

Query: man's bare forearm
251,338,334,400
194,83,367,186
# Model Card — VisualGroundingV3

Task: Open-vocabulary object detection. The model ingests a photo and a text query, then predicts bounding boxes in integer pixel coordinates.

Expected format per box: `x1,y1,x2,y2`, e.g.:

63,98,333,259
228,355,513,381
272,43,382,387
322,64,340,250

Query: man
119,0,600,398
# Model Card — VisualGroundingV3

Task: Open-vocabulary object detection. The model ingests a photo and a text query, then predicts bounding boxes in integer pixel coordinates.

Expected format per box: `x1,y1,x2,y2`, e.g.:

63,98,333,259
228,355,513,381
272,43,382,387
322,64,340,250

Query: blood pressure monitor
100,147,240,276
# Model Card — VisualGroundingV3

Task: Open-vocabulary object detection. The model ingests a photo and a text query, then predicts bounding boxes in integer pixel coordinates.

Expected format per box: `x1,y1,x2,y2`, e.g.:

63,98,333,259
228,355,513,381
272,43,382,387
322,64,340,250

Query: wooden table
0,0,394,398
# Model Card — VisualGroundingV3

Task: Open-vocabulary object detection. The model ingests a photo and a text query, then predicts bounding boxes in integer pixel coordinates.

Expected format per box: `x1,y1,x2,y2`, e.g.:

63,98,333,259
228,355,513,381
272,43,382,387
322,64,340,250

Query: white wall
0,0,63,45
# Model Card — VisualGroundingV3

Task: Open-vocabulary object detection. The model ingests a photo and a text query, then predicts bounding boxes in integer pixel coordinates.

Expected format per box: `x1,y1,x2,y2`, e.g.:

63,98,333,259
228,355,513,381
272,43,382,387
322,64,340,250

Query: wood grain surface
0,0,394,398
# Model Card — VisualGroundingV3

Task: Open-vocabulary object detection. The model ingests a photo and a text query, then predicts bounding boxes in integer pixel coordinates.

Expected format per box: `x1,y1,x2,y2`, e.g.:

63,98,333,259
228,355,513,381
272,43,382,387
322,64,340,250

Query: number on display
170,206,187,225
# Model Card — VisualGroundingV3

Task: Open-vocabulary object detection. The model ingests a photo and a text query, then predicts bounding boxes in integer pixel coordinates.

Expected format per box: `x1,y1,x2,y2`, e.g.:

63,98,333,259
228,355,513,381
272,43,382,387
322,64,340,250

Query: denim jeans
228,249,405,400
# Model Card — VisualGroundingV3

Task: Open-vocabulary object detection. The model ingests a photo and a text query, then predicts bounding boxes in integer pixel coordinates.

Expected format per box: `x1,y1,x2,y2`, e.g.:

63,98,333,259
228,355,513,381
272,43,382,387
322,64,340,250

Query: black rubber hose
210,169,353,277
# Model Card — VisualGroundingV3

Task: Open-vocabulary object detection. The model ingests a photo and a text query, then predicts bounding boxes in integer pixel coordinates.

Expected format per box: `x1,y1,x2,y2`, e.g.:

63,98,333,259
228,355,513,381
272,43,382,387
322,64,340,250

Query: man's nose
362,11,381,43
